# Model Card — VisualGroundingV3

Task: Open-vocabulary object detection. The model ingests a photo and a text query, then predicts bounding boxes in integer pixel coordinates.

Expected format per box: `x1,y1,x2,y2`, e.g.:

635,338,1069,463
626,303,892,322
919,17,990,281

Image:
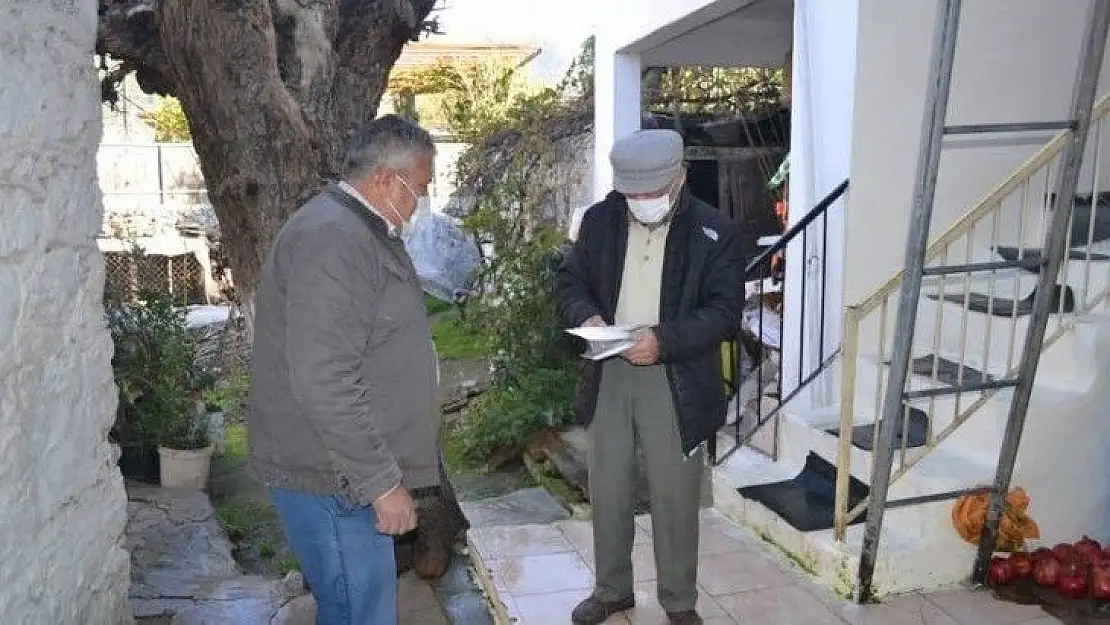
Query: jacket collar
334,181,400,238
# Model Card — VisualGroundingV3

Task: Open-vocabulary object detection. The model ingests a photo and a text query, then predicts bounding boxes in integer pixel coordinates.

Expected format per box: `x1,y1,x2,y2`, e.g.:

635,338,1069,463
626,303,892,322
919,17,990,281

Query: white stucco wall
1,1,132,623
845,0,1110,305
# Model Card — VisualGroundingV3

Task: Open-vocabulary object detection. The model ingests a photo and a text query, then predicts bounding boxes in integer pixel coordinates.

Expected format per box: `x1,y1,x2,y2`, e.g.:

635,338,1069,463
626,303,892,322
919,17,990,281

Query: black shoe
570,595,635,624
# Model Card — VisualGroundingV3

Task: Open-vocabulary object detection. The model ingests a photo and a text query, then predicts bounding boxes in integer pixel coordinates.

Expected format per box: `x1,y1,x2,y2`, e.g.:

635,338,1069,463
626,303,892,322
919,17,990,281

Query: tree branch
96,0,175,97
322,0,439,175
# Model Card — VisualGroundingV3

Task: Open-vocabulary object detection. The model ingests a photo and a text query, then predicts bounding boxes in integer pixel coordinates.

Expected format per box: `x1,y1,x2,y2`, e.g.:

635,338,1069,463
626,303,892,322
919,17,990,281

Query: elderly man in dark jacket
555,129,745,625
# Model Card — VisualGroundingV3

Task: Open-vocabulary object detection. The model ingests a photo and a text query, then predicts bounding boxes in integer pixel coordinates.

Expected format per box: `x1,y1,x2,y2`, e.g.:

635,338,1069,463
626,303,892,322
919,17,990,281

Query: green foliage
203,370,251,421
142,96,192,142
643,66,784,116
448,367,578,463
108,293,210,450
435,39,597,464
392,56,554,141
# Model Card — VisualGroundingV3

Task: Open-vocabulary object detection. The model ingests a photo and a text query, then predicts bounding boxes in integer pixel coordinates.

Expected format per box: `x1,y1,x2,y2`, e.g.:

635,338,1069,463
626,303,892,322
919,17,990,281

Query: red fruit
987,556,1015,588
1053,543,1076,563
1033,556,1061,586
1059,562,1089,599
1078,535,1102,550
1094,566,1110,601
1009,552,1033,578
1032,547,1055,562
1077,536,1103,564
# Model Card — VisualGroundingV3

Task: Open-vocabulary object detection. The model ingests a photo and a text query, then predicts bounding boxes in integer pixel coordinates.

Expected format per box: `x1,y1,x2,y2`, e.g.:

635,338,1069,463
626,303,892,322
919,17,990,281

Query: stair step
911,353,991,386
995,245,1110,270
824,405,930,451
736,452,870,532
927,283,1076,317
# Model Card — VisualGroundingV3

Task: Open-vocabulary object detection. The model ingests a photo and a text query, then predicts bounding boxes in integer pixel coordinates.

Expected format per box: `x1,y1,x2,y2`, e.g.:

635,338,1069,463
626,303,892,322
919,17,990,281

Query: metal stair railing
712,178,849,465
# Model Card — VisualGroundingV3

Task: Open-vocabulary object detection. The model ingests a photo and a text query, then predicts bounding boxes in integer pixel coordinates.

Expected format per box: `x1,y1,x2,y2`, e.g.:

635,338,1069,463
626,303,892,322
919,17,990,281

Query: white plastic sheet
402,211,482,302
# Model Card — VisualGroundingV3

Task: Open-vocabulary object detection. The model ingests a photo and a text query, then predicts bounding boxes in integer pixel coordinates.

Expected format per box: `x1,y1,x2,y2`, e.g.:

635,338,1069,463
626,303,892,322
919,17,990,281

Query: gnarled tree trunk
97,0,437,330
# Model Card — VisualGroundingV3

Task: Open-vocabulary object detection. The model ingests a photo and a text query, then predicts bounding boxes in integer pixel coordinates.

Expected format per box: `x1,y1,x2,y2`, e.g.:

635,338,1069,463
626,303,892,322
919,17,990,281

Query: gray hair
344,114,435,180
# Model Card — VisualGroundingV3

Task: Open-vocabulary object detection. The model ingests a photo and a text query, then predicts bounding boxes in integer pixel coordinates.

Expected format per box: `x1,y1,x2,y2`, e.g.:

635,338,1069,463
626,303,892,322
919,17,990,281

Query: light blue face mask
396,176,482,302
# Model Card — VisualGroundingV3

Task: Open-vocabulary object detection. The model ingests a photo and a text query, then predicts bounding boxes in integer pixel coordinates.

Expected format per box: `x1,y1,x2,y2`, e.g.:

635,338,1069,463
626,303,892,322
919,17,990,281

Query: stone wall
0,1,132,623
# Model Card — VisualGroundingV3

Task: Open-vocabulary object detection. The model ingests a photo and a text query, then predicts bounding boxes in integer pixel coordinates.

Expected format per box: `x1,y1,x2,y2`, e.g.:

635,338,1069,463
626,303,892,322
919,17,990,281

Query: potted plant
157,400,214,490
108,292,206,485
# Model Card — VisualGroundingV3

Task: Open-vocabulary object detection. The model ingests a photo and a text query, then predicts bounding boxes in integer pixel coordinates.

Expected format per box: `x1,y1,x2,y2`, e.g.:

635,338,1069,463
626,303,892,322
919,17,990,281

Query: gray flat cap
610,129,684,195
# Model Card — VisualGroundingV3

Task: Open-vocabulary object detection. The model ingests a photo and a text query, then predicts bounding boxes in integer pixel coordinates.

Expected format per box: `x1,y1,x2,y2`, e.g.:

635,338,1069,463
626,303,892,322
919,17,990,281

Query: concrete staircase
711,226,1110,598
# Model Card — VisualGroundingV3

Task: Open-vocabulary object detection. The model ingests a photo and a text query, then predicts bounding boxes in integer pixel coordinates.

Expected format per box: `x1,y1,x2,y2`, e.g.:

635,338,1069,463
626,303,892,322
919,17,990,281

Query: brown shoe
666,610,703,625
571,595,635,624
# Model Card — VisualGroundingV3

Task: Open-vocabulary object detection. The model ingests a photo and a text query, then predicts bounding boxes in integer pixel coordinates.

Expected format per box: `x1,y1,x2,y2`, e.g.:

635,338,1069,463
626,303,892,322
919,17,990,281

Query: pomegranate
1053,543,1076,563
1059,561,1090,599
1077,536,1103,564
1033,556,1061,586
1009,552,1033,578
987,556,1015,588
1032,547,1055,562
1094,566,1110,601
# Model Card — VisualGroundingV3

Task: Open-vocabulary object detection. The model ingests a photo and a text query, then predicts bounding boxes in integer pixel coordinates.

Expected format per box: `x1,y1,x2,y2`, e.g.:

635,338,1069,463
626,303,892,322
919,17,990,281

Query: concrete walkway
467,509,1067,625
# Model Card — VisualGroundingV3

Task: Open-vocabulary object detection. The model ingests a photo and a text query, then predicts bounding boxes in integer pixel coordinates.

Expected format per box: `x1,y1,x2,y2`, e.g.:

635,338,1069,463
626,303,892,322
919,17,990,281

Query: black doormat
825,405,929,452
928,284,1075,317
737,452,869,532
911,354,991,387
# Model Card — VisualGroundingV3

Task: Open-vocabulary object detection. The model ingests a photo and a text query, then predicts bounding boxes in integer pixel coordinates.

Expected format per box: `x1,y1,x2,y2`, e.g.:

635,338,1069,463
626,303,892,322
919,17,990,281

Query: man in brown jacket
247,115,442,625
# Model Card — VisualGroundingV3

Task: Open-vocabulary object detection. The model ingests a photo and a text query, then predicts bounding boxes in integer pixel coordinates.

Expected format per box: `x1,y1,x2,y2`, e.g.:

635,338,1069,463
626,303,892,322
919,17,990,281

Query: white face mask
626,177,682,225
388,174,432,233
627,196,672,224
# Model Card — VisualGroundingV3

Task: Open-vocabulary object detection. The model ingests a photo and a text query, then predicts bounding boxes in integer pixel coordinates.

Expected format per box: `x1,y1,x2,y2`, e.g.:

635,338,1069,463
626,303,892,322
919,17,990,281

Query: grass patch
431,308,489,360
424,294,453,315
215,498,276,544
224,423,248,465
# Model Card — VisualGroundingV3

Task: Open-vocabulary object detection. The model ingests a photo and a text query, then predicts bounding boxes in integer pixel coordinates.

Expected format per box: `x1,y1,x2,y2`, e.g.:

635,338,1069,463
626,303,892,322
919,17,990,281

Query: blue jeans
270,487,397,625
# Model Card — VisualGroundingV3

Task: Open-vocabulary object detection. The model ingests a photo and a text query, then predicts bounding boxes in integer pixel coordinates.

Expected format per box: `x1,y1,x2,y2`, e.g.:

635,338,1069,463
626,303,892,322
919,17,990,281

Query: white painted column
781,0,859,406
593,39,642,201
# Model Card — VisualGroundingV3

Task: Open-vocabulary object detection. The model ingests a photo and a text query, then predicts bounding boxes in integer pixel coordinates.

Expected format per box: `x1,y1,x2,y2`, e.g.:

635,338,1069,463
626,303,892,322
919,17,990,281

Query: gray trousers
588,358,704,612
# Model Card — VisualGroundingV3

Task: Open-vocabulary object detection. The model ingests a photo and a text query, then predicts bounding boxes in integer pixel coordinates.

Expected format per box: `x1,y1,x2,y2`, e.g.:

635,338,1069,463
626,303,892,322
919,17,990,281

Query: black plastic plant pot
118,444,161,483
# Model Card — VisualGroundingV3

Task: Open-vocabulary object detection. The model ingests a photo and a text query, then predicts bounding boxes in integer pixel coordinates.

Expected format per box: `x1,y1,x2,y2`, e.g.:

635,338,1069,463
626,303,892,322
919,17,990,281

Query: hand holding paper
566,324,641,361
621,328,660,366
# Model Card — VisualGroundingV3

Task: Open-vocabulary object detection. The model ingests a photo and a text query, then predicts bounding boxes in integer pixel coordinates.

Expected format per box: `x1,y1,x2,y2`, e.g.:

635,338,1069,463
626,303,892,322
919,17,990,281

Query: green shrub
108,293,210,450
449,366,578,463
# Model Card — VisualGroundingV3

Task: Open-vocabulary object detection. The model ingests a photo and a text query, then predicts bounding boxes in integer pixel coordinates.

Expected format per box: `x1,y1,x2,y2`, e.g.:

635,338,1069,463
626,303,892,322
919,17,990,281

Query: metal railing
832,93,1110,540
712,178,850,465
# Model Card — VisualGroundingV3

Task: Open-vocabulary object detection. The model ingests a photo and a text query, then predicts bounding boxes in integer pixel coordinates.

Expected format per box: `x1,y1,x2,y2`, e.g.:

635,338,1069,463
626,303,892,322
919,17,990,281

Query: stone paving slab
127,484,309,624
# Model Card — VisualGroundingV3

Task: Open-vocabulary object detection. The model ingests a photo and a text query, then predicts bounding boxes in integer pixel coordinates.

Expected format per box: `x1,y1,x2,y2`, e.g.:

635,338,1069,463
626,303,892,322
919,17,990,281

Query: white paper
566,325,642,361
581,339,636,361
566,325,639,341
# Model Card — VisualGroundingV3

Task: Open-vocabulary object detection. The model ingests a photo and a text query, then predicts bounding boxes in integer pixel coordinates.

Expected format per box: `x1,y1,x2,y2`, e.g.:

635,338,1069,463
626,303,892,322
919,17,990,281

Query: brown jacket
247,184,440,505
